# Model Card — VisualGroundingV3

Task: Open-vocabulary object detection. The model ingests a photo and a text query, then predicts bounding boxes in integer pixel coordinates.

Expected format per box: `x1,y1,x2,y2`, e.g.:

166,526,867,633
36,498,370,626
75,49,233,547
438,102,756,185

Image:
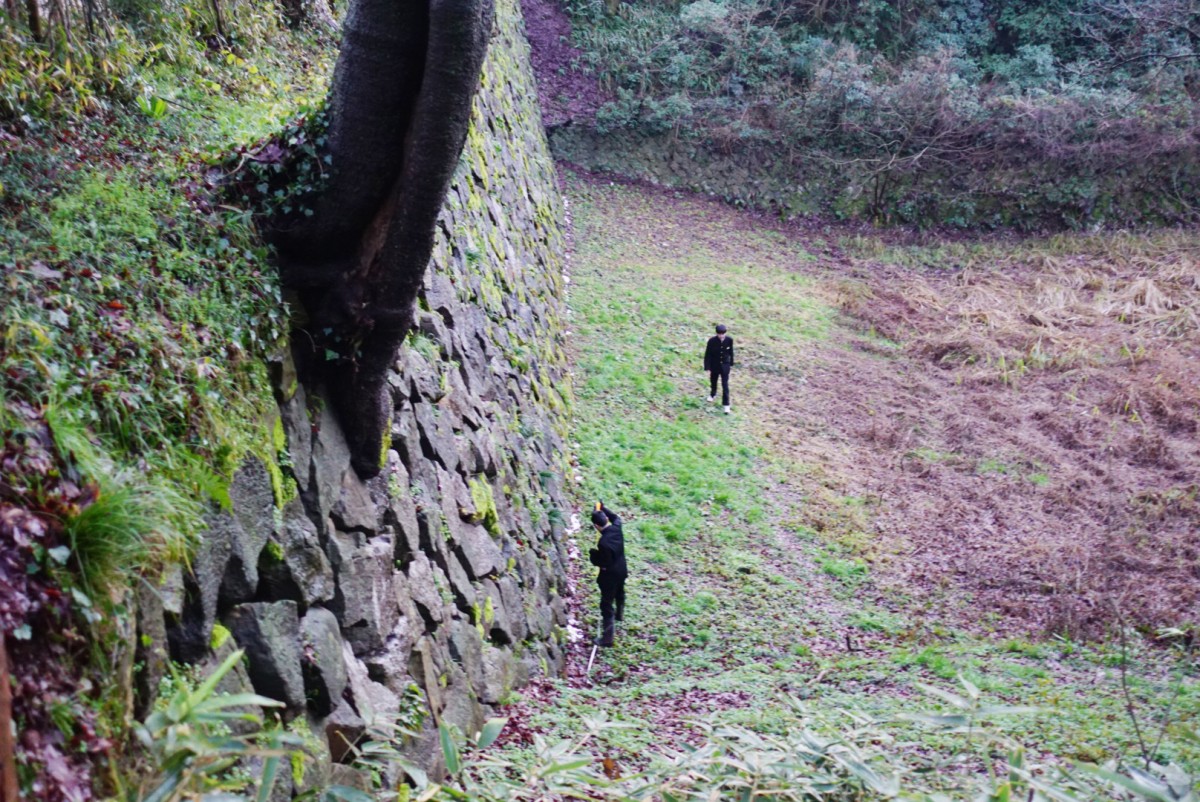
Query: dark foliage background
556,0,1200,227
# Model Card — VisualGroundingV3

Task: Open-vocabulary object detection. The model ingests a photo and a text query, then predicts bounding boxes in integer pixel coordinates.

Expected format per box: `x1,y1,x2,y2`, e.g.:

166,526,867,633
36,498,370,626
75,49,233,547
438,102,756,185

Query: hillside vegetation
548,0,1200,227
1,1,333,795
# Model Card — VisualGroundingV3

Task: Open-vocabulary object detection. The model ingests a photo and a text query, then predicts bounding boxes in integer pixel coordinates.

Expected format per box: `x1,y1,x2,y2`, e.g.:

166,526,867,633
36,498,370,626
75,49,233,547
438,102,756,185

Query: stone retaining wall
134,0,571,790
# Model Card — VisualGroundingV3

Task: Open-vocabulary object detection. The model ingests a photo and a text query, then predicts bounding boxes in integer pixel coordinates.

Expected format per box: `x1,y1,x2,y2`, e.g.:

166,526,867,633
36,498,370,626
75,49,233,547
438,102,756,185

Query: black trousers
709,366,731,406
598,571,626,643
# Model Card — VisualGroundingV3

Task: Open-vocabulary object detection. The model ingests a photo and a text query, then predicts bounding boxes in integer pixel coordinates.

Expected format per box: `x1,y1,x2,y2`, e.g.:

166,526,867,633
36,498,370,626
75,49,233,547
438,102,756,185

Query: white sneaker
724,405,732,414
707,395,716,403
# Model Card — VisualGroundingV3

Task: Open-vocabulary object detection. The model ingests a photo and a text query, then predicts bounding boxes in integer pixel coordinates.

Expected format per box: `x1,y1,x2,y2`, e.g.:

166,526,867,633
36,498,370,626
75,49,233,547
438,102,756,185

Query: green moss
210,622,232,650
380,418,393,470
272,416,287,454
290,750,305,787
469,477,501,537
264,539,285,562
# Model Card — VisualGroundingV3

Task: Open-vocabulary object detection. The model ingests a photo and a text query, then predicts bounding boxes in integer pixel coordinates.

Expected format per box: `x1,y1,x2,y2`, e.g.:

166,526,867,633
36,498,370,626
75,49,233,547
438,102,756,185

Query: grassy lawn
491,172,1200,793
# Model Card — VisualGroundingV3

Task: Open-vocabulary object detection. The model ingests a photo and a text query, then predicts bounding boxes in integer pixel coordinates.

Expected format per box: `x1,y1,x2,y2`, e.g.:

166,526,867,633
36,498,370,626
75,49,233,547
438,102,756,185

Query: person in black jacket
704,323,735,414
588,502,627,647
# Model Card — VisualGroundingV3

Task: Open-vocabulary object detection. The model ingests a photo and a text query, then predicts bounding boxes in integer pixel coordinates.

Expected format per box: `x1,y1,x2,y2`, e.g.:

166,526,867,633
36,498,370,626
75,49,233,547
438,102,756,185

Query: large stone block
322,702,366,764
277,382,313,494
333,536,398,656
199,637,259,735
407,636,446,717
480,580,513,646
299,607,347,718
344,641,400,726
414,401,459,474
440,664,485,742
330,465,380,535
382,451,420,563
496,575,528,643
481,644,517,705
363,615,420,697
257,500,335,609
404,553,446,633
224,601,306,713
167,510,233,663
310,402,353,523
447,619,485,702
134,576,170,720
229,457,277,562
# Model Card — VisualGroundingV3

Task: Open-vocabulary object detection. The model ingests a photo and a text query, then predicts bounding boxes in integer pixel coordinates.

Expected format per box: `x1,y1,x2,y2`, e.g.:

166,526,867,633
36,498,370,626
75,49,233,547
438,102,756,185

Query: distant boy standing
704,324,735,414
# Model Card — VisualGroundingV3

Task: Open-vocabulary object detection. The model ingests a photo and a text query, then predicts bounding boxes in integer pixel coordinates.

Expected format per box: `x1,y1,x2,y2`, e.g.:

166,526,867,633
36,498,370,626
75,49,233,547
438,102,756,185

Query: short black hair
591,509,609,528
715,324,727,333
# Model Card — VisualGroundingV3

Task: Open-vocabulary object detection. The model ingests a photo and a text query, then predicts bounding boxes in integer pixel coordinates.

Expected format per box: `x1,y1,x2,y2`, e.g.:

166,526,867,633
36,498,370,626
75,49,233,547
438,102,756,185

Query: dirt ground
769,235,1200,638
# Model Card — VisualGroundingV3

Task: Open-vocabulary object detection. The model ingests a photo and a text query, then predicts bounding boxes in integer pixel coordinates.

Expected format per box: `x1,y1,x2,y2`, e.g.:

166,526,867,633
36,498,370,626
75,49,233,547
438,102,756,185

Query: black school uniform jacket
704,336,735,371
589,507,628,577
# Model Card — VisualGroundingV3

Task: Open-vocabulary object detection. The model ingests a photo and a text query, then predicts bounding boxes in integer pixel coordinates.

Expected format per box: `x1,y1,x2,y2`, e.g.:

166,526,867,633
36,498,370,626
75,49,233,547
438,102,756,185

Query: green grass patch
525,173,1200,783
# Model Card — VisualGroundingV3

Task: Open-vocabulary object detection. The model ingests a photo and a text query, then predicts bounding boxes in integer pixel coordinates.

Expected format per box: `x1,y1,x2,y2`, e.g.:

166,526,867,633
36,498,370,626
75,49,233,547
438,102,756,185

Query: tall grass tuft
63,479,199,597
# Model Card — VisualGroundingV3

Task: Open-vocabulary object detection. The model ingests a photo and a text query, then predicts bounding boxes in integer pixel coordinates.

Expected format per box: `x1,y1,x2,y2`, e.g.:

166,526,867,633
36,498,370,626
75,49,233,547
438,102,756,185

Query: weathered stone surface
408,636,446,717
330,466,379,535
440,664,485,740
390,401,422,473
258,500,335,608
447,619,486,702
344,641,400,725
167,510,233,663
299,607,347,718
224,601,306,712
480,580,513,645
413,401,458,473
217,458,277,610
443,550,477,616
497,575,528,643
311,402,353,523
383,451,420,562
246,757,293,802
481,644,517,705
134,577,169,720
397,719,446,784
404,553,446,632
279,384,313,493
197,636,260,735
363,617,420,696
329,764,373,790
334,536,398,655
229,457,277,558
323,702,366,764
453,524,502,582
158,564,185,617
292,717,334,796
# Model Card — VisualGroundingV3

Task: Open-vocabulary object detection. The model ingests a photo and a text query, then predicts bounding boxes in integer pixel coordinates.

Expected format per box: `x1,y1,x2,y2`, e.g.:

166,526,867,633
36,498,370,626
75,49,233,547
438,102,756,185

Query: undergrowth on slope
555,0,1200,228
0,9,334,797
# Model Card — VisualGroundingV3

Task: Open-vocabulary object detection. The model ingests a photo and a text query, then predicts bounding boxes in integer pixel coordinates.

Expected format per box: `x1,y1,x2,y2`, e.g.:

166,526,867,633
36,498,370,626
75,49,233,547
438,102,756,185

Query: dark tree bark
25,0,41,40
270,0,493,477
278,0,338,32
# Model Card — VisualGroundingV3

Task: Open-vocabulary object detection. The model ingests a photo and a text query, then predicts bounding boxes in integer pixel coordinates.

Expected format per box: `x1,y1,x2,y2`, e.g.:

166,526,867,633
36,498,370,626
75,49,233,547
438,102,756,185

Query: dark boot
594,617,615,647
615,601,624,623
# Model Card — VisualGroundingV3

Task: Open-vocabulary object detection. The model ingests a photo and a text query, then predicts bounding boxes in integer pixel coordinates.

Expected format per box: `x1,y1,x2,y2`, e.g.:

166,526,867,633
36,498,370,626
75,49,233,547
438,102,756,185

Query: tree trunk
0,637,17,802
279,0,338,31
270,0,493,477
25,0,41,40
